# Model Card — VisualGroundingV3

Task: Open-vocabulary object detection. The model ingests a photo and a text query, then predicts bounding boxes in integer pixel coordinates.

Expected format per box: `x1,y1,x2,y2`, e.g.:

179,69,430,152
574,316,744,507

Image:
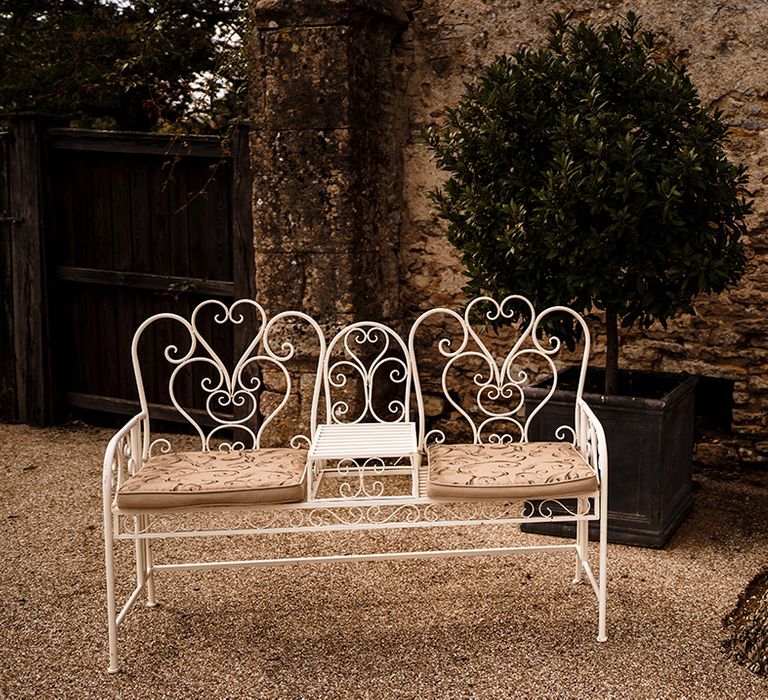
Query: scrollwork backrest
130,300,325,453
407,296,591,449
322,322,412,424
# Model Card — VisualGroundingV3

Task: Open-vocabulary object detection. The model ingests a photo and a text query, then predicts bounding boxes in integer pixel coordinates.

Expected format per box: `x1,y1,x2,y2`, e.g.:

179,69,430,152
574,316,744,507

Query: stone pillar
249,0,407,323
248,0,408,442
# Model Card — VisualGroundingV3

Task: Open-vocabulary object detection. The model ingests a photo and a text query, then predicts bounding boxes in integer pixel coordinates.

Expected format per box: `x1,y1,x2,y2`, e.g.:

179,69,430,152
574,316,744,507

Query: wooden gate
0,116,254,425
0,128,16,421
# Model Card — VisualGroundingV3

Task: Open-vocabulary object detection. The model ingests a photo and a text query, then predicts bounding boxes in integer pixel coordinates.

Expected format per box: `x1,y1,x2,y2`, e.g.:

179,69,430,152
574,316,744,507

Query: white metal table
307,422,420,501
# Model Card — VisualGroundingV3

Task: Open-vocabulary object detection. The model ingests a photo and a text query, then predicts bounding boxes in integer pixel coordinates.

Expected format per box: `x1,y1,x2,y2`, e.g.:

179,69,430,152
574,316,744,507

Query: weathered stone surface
262,26,357,130
250,6,402,304
252,0,408,28
253,251,307,310
257,24,401,131
252,128,399,254
249,0,405,442
395,0,768,463
399,220,467,311
748,376,768,393
738,446,763,464
248,0,768,461
254,248,400,322
421,392,444,417
694,440,739,468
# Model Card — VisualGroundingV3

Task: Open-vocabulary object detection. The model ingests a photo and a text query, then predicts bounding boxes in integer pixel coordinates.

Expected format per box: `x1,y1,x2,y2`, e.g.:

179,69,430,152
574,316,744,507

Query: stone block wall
248,0,768,464
248,0,408,441
394,0,768,465
249,1,406,323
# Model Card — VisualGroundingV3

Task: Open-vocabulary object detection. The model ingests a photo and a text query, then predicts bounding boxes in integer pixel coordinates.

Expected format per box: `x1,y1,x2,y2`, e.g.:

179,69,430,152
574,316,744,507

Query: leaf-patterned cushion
426,442,598,499
116,448,308,510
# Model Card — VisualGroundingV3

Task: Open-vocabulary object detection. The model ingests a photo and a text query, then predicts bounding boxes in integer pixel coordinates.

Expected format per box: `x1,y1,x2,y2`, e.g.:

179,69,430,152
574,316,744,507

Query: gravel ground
1,421,767,699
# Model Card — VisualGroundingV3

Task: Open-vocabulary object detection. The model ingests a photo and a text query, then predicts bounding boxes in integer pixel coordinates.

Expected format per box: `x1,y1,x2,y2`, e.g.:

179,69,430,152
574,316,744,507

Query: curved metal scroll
407,296,590,448
131,299,325,452
322,321,412,424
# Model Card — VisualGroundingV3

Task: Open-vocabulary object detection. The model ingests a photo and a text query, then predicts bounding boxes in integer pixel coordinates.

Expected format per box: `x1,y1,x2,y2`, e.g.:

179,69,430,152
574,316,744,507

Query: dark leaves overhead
0,0,247,132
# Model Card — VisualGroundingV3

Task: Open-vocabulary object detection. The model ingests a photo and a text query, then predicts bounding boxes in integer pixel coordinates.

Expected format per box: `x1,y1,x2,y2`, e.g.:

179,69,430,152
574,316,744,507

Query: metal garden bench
102,296,608,673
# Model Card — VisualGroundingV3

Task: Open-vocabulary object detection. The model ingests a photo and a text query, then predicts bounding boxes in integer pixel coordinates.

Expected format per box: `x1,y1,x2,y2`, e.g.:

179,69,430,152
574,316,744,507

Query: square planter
522,370,697,548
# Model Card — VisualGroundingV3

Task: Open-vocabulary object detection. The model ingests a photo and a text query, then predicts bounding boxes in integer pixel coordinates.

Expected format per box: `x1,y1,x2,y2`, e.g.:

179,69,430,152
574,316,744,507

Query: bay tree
426,12,751,395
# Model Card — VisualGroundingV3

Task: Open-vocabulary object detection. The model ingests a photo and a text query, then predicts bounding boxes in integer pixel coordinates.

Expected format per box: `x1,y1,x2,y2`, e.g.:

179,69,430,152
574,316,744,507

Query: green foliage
0,0,247,133
427,12,751,346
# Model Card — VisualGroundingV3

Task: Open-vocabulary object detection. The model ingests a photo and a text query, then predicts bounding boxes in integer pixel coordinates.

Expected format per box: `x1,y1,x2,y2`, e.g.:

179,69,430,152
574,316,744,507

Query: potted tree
425,12,752,547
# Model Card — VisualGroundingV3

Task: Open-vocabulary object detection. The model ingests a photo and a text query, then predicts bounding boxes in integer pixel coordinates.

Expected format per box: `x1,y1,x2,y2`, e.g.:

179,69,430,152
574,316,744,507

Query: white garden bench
102,296,608,673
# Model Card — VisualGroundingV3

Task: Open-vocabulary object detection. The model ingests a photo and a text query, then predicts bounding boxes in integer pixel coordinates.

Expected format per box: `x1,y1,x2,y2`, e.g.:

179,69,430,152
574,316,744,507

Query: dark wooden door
45,128,253,424
0,130,15,420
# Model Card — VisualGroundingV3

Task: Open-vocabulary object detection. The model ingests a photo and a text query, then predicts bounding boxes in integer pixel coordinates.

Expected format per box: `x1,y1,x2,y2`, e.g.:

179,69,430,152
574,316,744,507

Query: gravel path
1,421,767,699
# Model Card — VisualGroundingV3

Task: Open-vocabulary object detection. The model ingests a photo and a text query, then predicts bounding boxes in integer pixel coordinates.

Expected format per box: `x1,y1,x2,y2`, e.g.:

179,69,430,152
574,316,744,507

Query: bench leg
132,515,158,608
597,492,608,642
307,459,324,500
133,516,147,596
141,515,157,607
573,497,587,584
104,507,120,674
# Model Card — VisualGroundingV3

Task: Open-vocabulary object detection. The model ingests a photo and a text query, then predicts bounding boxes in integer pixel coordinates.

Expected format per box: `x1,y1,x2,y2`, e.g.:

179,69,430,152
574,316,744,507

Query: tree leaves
0,0,247,132
427,12,751,350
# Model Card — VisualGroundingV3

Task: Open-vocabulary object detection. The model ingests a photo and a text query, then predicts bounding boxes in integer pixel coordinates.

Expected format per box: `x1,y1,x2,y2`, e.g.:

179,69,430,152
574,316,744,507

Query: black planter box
522,370,697,548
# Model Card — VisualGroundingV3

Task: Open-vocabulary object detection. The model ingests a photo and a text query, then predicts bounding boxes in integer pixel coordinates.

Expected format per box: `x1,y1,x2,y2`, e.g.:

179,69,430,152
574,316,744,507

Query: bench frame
102,297,608,674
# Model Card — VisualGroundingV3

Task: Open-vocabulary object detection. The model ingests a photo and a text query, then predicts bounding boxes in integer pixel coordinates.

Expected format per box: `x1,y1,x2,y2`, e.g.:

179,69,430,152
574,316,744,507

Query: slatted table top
309,422,418,460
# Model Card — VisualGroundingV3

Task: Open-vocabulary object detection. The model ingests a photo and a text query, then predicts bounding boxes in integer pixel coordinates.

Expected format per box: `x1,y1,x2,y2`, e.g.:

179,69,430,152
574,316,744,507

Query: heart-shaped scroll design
132,300,325,451
408,296,590,446
323,322,412,424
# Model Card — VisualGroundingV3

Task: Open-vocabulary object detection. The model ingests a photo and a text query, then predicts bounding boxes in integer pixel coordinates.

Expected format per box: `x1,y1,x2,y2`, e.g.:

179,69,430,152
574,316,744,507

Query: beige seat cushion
116,448,308,510
426,442,598,500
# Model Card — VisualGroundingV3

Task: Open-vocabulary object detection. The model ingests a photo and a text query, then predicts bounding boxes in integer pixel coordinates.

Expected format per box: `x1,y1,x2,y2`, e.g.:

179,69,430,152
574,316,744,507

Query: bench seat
426,442,598,500
116,448,308,510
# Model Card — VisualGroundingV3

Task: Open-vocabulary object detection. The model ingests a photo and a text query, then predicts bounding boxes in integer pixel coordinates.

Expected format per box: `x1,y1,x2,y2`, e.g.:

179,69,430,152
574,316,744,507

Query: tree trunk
604,308,619,395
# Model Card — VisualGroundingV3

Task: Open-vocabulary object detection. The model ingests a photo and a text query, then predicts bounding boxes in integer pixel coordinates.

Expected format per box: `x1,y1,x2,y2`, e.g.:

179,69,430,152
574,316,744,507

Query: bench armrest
576,399,608,485
102,412,148,505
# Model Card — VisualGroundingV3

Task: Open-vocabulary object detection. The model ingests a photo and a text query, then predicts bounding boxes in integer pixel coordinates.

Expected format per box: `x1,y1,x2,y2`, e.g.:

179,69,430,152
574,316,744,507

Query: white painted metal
130,299,326,452
103,296,609,673
308,421,419,500
313,321,417,499
322,321,412,424
407,295,592,448
152,543,580,572
309,422,418,459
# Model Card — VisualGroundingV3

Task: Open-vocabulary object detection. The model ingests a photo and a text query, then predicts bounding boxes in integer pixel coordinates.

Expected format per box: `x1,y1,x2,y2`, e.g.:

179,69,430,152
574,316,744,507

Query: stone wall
248,0,768,463
394,0,768,465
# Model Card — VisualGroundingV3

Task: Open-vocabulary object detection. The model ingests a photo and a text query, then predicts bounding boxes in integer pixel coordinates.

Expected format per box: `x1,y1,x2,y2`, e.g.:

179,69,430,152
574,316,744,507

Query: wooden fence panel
47,129,240,422
4,116,58,425
0,117,254,426
0,131,15,419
